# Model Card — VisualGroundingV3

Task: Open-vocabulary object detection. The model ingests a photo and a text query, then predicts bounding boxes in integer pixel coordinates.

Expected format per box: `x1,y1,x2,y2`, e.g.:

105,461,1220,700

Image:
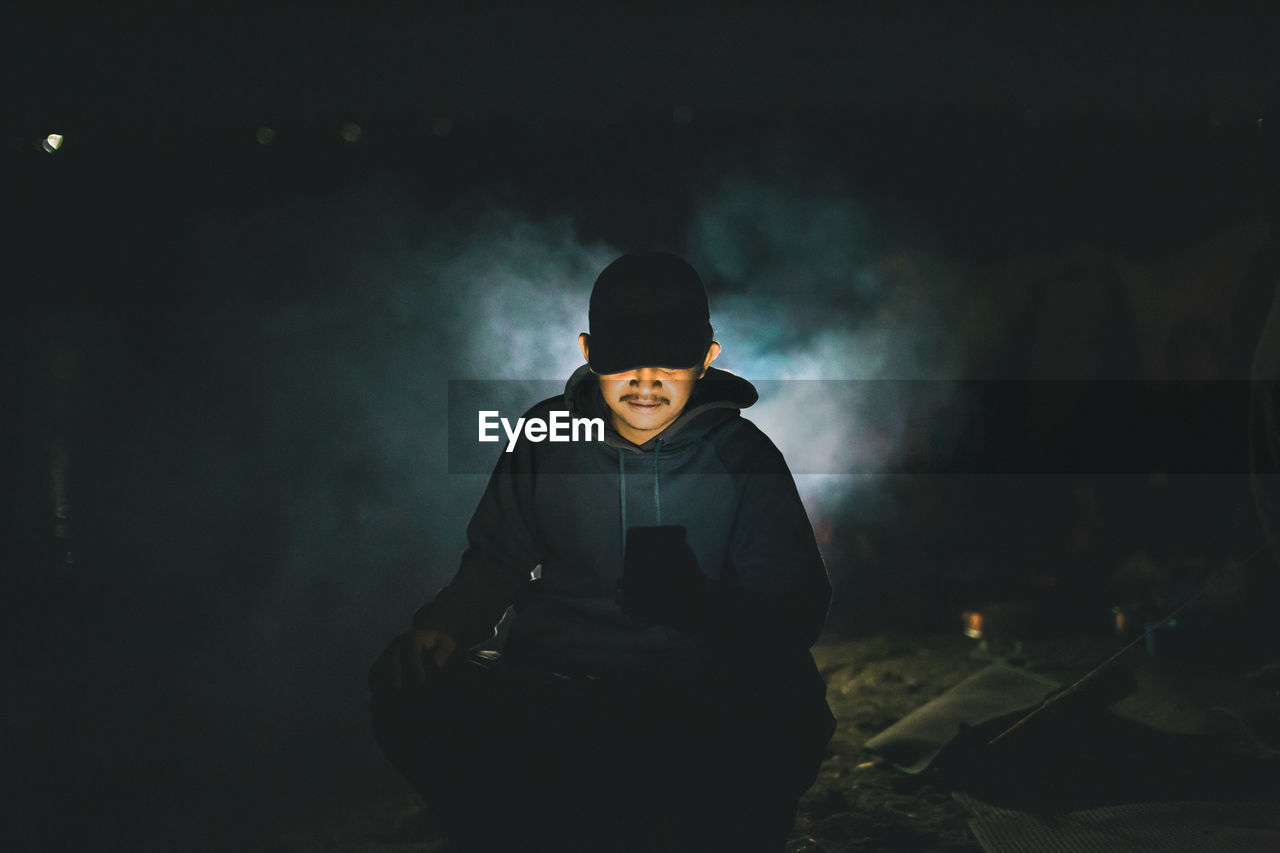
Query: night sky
7,2,1280,850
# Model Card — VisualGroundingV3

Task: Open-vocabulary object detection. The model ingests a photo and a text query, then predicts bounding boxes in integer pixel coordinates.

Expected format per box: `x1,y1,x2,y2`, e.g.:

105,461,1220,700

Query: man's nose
631,368,662,384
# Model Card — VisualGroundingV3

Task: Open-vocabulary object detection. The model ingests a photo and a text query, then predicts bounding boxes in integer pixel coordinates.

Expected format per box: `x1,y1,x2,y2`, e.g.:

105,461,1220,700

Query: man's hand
368,626,457,691
617,529,710,631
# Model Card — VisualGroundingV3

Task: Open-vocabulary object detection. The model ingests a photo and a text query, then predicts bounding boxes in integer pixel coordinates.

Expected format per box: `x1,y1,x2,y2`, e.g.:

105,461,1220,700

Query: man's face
579,334,721,446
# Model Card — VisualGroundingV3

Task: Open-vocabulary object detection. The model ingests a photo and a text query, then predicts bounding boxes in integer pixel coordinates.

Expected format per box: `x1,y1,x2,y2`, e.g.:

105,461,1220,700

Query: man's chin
616,413,676,436
623,420,663,434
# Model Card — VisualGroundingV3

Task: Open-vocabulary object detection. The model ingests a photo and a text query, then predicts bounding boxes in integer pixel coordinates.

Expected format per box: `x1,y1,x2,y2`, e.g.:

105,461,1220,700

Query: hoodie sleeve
703,429,832,651
411,425,543,649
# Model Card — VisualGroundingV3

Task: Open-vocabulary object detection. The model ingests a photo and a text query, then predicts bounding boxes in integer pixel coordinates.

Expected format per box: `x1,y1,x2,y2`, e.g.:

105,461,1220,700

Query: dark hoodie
414,365,832,680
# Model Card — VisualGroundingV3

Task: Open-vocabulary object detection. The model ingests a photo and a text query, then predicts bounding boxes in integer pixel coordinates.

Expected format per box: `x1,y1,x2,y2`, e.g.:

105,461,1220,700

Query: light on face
43,133,64,153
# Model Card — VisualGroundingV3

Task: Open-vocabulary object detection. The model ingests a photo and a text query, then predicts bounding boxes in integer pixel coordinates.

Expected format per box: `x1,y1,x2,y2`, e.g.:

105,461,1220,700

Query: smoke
70,184,624,825
170,189,617,725
69,146,1007,829
685,151,1010,514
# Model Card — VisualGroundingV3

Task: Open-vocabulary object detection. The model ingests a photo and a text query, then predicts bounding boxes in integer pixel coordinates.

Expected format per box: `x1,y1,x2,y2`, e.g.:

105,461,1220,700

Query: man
370,250,835,852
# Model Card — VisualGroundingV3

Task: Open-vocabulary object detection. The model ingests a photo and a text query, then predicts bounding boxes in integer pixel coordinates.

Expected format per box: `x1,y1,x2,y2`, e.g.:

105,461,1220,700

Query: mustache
620,394,670,404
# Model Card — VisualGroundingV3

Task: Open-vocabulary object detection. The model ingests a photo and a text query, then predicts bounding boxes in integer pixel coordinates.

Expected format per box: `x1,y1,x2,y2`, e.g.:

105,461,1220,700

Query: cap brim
587,326,708,374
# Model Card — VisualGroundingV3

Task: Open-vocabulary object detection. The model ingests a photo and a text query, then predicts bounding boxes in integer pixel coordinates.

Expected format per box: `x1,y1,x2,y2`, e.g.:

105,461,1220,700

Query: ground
793,633,990,853
254,632,1007,852
252,628,1280,852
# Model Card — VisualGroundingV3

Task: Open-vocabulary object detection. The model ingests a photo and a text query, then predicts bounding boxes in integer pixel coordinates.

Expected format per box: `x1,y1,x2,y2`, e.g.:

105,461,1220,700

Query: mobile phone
624,525,689,584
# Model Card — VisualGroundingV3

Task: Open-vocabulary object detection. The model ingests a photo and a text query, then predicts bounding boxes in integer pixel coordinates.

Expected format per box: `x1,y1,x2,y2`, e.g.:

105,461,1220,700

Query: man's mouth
624,398,664,411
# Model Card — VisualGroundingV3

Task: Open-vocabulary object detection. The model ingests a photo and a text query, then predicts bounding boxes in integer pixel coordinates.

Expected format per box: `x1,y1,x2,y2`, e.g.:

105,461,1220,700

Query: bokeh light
42,133,64,153
341,122,363,143
255,126,276,146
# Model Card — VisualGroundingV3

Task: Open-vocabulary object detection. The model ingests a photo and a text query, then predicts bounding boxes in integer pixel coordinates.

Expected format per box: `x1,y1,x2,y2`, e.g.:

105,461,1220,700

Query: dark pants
370,650,835,853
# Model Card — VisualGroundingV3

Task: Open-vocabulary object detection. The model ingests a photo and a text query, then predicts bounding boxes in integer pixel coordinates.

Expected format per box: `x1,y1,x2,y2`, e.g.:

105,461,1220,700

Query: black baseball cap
586,250,713,374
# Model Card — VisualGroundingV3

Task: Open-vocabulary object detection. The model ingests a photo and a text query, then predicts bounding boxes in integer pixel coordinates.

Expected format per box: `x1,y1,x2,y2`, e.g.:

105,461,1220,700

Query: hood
563,364,758,452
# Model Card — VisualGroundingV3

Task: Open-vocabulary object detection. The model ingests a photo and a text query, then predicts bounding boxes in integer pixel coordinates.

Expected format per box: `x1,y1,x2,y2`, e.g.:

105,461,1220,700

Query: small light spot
341,122,363,143
43,133,64,153
1112,606,1128,636
433,117,453,138
255,126,276,145
672,104,694,126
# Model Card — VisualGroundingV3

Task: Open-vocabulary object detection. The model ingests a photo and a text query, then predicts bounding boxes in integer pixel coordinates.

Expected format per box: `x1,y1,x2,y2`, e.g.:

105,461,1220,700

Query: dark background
6,2,1280,849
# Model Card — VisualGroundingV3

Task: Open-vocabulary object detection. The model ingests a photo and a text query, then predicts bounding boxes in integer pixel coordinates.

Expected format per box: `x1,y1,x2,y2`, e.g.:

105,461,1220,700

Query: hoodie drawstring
618,449,627,565
653,439,663,525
